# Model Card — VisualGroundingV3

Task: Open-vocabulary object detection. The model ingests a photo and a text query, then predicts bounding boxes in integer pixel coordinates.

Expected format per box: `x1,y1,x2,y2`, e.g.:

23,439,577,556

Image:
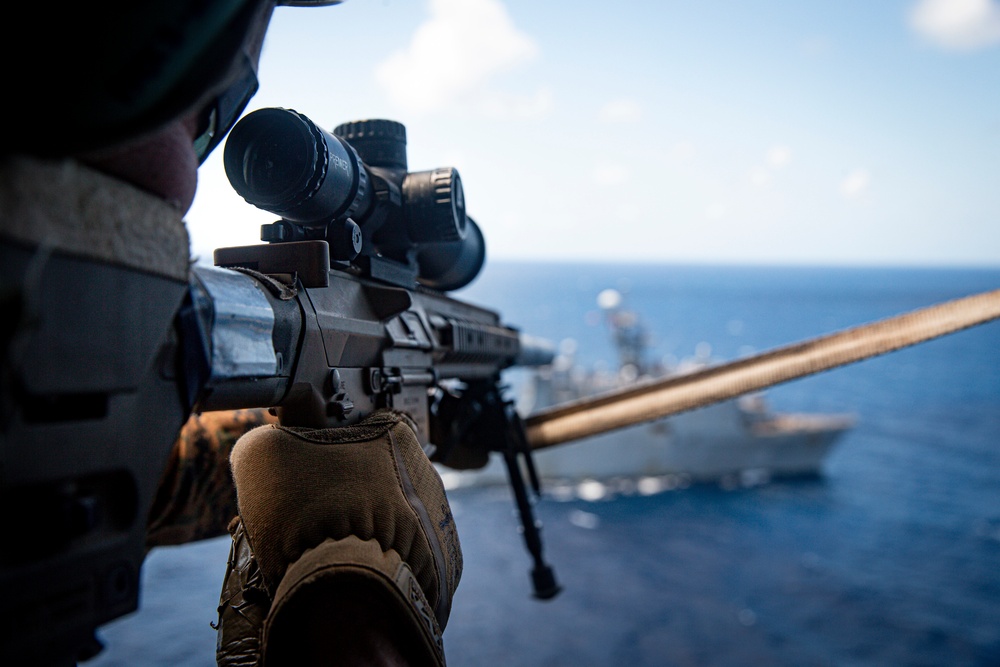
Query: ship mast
597,288,653,376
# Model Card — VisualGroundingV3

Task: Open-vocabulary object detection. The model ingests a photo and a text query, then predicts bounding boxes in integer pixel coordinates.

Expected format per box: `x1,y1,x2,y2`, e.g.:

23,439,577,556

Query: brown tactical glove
215,409,462,666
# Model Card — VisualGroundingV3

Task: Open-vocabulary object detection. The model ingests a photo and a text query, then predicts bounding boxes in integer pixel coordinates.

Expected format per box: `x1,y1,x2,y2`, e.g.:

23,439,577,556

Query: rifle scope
223,107,485,292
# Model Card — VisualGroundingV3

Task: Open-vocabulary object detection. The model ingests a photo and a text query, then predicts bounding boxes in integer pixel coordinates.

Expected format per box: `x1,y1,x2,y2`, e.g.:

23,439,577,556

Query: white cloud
840,168,871,199
749,166,771,187
614,203,641,222
592,163,630,186
747,146,790,188
705,202,727,219
374,0,539,114
477,86,554,119
598,98,643,123
909,0,1000,50
668,141,697,163
767,145,792,168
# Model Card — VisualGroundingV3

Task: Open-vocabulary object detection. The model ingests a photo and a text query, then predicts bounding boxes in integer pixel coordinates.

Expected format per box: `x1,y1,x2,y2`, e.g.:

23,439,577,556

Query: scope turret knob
402,167,467,244
333,119,408,171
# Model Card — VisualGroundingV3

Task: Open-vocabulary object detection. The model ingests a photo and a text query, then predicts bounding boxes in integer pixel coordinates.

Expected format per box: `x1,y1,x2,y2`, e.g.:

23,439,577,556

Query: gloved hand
215,409,462,666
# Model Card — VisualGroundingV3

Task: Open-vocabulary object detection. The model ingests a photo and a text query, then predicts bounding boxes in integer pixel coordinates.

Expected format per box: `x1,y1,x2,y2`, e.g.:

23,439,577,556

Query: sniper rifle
0,107,558,665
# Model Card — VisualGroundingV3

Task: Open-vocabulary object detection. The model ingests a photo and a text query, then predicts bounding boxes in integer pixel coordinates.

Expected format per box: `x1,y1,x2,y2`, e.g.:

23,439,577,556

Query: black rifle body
194,239,548,453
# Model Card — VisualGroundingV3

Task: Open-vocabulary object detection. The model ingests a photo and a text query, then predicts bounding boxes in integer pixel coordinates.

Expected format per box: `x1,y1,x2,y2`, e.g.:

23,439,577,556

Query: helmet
3,0,341,161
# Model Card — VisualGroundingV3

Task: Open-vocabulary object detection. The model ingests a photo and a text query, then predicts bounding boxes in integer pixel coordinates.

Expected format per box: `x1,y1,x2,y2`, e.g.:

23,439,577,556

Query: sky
186,0,1000,267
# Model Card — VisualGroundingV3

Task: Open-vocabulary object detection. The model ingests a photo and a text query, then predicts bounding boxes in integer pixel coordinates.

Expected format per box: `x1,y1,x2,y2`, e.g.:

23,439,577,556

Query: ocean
88,262,1000,667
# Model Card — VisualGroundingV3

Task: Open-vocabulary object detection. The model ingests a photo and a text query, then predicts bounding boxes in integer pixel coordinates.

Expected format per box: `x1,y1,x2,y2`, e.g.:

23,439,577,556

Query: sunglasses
193,55,260,164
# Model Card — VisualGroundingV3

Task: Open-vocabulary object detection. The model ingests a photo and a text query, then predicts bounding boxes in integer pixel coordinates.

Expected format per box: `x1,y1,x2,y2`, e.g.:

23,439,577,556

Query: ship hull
440,399,854,488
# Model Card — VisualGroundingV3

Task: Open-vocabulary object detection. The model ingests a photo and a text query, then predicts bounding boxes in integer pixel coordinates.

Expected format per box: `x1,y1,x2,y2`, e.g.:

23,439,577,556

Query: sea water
88,263,1000,667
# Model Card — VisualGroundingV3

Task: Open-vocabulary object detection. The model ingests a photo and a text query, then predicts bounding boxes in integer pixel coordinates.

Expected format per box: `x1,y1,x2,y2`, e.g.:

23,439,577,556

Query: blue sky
187,0,1000,267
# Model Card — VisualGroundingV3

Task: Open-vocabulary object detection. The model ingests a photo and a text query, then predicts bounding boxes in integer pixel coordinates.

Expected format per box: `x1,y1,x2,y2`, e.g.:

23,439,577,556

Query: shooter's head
5,1,285,157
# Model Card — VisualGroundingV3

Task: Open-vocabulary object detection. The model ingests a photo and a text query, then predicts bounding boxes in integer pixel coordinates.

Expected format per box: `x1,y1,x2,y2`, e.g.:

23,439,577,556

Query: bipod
431,379,561,600
498,397,561,600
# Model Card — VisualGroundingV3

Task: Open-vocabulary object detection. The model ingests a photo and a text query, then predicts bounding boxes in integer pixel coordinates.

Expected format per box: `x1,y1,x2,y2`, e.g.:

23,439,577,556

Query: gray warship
441,288,855,489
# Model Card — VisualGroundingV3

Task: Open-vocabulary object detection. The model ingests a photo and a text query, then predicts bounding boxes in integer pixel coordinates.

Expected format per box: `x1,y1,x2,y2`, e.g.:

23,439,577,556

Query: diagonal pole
524,289,1000,450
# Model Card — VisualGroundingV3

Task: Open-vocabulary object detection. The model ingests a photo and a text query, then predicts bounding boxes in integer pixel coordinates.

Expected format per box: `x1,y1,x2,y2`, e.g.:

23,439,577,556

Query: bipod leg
501,401,561,600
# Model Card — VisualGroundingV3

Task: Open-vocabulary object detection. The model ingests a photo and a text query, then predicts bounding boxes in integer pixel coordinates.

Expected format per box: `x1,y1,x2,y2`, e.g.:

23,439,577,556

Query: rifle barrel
516,333,557,367
524,288,1000,450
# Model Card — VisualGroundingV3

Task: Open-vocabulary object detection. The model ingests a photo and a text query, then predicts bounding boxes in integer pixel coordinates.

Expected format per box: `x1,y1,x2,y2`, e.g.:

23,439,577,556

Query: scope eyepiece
224,107,369,226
